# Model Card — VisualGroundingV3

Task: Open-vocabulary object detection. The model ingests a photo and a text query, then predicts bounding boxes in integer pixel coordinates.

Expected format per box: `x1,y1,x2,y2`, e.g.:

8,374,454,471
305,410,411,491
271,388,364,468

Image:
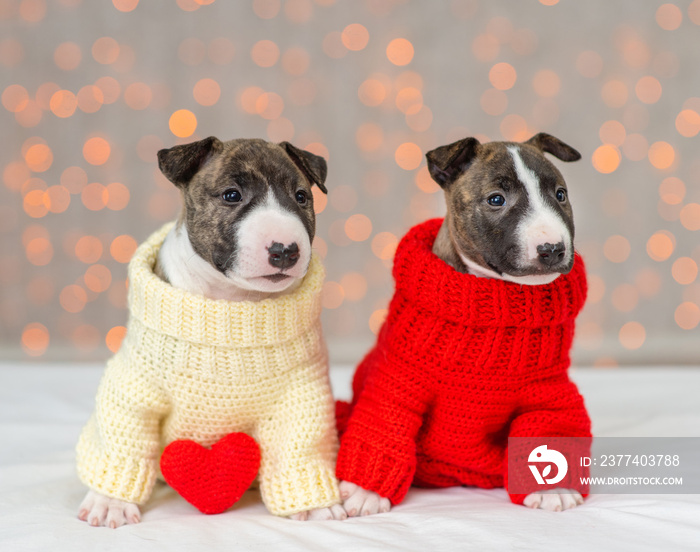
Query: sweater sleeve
335,349,430,505
76,343,170,505
504,376,591,504
255,356,340,517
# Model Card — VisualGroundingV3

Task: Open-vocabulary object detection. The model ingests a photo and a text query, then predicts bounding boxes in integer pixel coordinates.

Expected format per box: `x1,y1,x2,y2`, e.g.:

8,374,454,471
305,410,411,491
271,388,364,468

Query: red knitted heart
160,432,260,515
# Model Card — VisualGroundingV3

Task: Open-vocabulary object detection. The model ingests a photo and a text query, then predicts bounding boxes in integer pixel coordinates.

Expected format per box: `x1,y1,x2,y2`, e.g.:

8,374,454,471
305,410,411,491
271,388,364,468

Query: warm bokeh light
124,82,152,110
619,321,646,350
43,185,71,213
647,141,675,169
358,77,387,107
281,47,309,76
110,235,138,263
601,80,628,108
394,142,423,170
489,62,517,90
84,264,112,293
54,41,81,71
83,136,111,165
646,230,675,261
672,257,698,285
60,166,87,194
168,109,197,138
386,38,414,66
603,235,631,263
576,50,603,78
371,232,398,260
94,76,121,104
75,235,103,264
532,69,560,98
21,322,49,356
599,120,626,146
675,302,700,330
656,3,683,30
344,214,372,242
321,281,344,309
112,0,139,12
611,284,639,313
340,272,368,301
251,39,280,67
592,144,621,174
635,76,662,104
75,86,103,114
49,89,78,118
587,274,606,303
395,87,423,115
675,108,700,137
622,133,649,161
106,326,127,353
680,203,700,231
369,308,387,334
341,24,369,51
193,78,221,106
24,143,53,172
59,284,88,313
659,176,685,205
252,0,280,19
92,37,120,64
480,88,508,116
472,33,499,62
355,122,384,152
2,84,29,112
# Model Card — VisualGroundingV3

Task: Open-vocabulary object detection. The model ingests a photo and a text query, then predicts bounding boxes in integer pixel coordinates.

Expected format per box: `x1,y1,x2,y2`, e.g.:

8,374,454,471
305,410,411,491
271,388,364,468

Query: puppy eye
222,189,242,203
556,189,567,203
487,194,506,207
295,190,308,205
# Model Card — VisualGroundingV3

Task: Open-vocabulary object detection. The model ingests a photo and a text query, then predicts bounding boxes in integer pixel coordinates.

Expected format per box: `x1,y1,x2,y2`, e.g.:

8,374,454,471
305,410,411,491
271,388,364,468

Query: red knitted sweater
336,218,590,505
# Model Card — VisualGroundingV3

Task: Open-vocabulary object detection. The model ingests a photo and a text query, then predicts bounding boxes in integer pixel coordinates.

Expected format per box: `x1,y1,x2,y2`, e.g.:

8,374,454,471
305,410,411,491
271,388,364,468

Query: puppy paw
289,504,347,521
78,490,141,528
339,480,391,517
523,488,584,511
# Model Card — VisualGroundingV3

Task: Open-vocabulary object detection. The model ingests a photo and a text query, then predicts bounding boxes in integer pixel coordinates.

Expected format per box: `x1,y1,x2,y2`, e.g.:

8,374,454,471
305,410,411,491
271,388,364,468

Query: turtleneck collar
392,219,587,328
127,223,324,348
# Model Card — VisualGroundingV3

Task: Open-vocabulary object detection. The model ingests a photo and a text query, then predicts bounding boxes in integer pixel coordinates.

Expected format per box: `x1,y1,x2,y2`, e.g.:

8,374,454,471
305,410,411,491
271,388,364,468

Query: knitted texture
335,218,591,505
76,223,340,516
160,433,261,515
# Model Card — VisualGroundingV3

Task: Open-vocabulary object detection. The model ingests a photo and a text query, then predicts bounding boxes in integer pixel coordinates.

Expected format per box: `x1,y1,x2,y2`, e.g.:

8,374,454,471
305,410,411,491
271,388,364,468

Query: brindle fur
155,137,327,281
427,133,580,276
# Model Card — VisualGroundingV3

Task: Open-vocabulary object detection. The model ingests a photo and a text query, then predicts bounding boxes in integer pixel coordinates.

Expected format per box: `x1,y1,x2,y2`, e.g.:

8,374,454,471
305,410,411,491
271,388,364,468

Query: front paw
78,490,141,528
339,480,391,517
523,488,584,511
289,504,347,521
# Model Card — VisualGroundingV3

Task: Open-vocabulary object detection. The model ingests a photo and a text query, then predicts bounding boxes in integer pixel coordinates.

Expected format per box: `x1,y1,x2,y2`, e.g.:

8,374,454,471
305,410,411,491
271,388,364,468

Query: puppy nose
267,242,299,270
537,242,566,267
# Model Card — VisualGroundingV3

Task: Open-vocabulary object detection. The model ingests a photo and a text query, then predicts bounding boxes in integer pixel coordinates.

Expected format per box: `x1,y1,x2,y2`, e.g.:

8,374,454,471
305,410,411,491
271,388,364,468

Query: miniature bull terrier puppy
339,133,587,516
78,137,345,527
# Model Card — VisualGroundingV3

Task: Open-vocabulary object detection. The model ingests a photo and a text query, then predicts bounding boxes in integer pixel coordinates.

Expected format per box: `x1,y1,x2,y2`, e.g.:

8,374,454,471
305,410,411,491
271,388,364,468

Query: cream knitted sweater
76,223,340,516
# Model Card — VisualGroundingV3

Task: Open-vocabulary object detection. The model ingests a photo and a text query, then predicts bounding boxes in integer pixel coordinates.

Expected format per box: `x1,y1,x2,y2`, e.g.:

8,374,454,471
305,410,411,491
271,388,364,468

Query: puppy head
158,137,328,293
426,133,580,285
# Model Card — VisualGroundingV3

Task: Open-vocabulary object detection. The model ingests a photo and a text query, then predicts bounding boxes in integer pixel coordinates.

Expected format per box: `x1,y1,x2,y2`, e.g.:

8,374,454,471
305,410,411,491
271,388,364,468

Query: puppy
77,137,345,527
337,133,590,516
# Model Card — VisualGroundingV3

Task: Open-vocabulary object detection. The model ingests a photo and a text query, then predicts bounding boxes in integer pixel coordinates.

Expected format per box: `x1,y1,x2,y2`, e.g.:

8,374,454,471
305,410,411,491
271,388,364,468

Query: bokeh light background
1,0,699,366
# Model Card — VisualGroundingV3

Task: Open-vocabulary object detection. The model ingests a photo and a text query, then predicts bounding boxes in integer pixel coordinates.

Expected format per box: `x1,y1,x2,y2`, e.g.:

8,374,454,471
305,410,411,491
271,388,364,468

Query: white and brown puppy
340,132,583,516
79,136,346,526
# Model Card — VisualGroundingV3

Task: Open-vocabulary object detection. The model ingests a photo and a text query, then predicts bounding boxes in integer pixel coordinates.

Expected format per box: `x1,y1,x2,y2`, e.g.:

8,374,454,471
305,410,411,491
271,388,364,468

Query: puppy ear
157,136,223,187
280,141,328,194
426,137,480,189
525,133,581,162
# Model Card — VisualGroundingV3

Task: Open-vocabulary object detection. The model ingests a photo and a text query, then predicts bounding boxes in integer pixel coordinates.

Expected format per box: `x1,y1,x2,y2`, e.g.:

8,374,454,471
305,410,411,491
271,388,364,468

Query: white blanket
1,364,699,551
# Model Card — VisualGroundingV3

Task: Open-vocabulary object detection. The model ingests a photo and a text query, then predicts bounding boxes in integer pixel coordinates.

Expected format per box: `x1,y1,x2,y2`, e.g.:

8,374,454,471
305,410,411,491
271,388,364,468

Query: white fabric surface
1,363,699,552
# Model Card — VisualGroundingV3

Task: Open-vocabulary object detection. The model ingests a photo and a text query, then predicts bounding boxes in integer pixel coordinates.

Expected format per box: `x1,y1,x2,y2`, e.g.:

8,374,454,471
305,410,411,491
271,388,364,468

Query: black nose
267,242,299,270
537,242,566,267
